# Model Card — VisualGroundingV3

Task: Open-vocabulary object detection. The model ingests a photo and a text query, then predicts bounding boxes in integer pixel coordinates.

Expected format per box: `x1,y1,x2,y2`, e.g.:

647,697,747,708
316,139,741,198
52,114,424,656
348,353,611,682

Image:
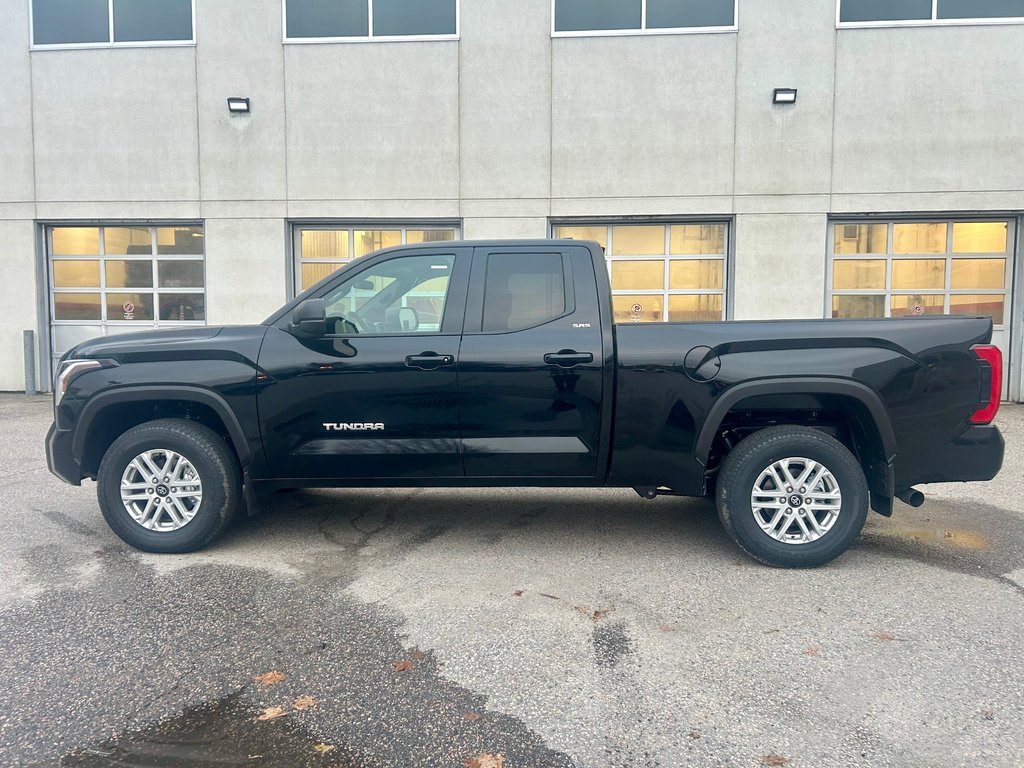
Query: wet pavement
1,394,1023,767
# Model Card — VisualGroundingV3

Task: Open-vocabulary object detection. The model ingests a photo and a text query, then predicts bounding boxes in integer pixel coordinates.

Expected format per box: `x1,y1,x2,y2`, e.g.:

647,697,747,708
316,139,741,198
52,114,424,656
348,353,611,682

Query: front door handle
543,350,594,368
405,352,455,370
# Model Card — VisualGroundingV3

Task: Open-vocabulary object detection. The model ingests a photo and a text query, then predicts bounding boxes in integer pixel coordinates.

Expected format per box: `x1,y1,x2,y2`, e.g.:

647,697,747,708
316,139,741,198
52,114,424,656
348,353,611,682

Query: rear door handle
405,352,455,370
543,350,594,368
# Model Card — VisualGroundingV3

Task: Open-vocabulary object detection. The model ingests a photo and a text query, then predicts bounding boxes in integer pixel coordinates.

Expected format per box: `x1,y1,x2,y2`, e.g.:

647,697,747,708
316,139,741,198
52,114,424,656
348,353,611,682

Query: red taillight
970,344,1002,424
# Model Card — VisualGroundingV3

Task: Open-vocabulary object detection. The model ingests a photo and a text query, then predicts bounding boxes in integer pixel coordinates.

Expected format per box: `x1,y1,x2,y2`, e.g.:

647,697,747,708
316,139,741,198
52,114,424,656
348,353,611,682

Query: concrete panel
833,25,1024,194
0,2,35,206
732,213,827,320
195,0,287,202
203,218,287,325
551,196,734,218
734,0,836,196
460,0,551,200
285,42,459,202
831,190,1024,214
0,220,39,391
735,193,832,214
551,34,737,200
34,201,202,221
461,198,550,219
32,48,200,202
286,198,460,220
462,217,549,240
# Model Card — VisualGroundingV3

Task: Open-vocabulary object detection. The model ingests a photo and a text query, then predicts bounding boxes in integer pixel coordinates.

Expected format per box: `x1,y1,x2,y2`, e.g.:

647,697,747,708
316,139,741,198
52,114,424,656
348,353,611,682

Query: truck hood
67,325,269,362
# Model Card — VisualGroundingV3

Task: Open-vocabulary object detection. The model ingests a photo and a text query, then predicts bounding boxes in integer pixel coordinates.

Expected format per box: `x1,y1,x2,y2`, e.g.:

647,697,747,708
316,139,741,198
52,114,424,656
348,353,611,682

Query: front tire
716,426,868,568
97,419,242,553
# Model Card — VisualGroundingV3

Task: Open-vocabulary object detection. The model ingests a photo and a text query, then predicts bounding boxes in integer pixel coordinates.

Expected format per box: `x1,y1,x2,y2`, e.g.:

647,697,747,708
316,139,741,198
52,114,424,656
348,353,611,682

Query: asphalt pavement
1,394,1022,767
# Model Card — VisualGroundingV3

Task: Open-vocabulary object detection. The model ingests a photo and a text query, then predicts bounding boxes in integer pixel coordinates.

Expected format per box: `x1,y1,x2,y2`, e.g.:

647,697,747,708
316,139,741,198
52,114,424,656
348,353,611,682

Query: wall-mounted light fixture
772,88,798,105
226,97,250,114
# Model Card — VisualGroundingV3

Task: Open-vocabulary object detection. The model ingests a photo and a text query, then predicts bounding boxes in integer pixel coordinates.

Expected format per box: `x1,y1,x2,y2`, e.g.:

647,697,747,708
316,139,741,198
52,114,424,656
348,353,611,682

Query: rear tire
97,419,242,553
716,426,868,568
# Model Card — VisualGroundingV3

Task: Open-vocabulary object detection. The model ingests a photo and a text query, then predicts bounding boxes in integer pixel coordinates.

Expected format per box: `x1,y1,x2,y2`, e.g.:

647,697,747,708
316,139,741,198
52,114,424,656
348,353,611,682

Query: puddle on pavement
34,692,371,768
872,522,990,551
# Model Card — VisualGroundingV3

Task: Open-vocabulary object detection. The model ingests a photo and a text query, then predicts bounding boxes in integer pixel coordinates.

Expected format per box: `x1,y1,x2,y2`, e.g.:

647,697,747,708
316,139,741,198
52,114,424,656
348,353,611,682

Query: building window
828,219,1013,325
553,0,737,36
294,224,459,292
285,0,458,40
838,0,1024,26
553,221,728,323
31,0,194,47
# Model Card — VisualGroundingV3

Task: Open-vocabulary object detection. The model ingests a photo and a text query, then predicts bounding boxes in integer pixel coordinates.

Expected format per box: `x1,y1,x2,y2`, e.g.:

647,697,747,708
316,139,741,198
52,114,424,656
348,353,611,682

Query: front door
457,245,606,478
258,248,470,480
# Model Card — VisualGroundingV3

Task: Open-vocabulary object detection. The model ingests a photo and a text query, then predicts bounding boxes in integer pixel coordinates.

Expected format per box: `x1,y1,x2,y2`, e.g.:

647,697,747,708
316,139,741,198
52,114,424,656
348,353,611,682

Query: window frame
29,0,197,51
282,0,460,43
826,217,1014,326
291,221,462,296
551,0,738,38
836,0,1024,29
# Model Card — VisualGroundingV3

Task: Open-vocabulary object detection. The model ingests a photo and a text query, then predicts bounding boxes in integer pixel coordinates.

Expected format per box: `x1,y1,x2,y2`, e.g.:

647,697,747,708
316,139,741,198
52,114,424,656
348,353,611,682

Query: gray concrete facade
1,0,1023,394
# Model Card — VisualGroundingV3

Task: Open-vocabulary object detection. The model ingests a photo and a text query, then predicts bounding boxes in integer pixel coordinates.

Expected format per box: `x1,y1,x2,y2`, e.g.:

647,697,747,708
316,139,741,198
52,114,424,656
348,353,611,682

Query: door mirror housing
289,298,327,338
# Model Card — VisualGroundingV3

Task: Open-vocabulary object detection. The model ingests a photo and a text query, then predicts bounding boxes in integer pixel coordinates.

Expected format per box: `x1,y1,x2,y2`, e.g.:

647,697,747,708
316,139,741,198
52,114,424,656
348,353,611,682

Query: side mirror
289,298,327,338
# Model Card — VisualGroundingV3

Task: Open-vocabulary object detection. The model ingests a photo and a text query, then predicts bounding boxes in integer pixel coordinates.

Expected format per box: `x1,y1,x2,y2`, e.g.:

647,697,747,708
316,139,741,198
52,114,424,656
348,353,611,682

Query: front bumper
46,421,82,486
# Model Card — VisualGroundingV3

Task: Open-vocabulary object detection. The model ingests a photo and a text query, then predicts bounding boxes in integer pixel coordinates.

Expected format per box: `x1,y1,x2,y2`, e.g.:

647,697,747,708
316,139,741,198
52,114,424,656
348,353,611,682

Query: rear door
457,245,606,478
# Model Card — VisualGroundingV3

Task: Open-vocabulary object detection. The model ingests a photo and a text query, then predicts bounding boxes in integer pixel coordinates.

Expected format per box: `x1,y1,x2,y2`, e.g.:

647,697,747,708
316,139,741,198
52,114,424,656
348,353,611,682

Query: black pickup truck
46,239,1004,567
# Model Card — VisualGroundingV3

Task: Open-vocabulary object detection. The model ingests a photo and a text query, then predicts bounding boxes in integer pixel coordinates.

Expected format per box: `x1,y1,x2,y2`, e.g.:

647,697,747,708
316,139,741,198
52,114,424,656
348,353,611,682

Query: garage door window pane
105,260,154,288
952,222,1008,253
893,223,947,254
159,294,205,321
355,230,402,258
668,294,722,322
555,0,642,31
54,293,102,320
832,295,885,319
53,261,101,288
892,259,945,289
105,227,152,255
158,261,204,288
839,0,932,21
647,0,734,28
611,261,664,290
949,295,1005,324
951,259,1005,290
52,228,100,256
669,260,723,290
938,0,1024,18
286,0,369,37
301,230,350,259
890,294,944,317
833,223,887,255
157,226,204,255
670,224,725,255
406,229,456,245
107,293,154,321
612,225,665,256
113,0,193,42
554,226,608,249
372,0,456,36
613,295,663,323
302,262,340,289
833,259,886,290
32,0,110,44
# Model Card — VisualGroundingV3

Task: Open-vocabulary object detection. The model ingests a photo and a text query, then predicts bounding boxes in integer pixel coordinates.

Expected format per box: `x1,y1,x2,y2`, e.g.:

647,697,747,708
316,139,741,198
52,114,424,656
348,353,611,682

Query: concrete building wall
2,0,1023,393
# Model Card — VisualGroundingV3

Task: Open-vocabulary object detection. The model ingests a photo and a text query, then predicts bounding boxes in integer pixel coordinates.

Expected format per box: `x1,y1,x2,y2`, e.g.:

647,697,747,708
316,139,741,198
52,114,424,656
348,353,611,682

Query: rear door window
481,253,567,332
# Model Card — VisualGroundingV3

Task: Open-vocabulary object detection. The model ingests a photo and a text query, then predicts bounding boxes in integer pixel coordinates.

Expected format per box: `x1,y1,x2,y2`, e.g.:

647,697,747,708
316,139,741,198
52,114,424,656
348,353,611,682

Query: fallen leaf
392,660,413,672
464,754,504,768
314,743,336,754
803,646,820,656
764,629,780,635
574,606,607,622
981,707,994,721
293,695,317,711
761,755,790,766
689,729,701,740
255,706,288,721
464,711,481,721
410,648,427,661
871,631,897,642
254,671,286,686
512,590,524,597
658,624,679,633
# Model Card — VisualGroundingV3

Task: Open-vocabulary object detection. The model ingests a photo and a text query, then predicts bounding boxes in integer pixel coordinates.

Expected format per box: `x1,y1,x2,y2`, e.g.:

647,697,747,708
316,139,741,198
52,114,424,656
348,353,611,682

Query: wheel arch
696,378,897,502
73,386,252,478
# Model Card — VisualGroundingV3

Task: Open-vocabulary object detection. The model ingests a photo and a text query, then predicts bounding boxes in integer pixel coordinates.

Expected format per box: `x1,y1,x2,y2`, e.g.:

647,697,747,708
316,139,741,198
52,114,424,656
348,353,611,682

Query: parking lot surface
1,394,1022,767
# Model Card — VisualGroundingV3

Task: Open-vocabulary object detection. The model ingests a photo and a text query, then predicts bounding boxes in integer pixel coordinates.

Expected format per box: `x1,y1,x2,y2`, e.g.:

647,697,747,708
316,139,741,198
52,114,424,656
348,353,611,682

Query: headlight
54,360,103,407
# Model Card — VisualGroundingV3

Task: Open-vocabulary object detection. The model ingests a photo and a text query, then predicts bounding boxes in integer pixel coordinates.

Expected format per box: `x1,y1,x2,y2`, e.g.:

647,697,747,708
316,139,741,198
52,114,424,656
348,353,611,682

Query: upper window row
32,0,193,47
553,0,736,35
286,0,457,40
839,0,1024,24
